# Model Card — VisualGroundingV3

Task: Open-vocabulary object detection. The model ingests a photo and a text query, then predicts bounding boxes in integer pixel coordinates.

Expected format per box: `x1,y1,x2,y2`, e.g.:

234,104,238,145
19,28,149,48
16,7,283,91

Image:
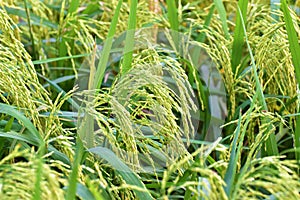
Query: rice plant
0,0,299,199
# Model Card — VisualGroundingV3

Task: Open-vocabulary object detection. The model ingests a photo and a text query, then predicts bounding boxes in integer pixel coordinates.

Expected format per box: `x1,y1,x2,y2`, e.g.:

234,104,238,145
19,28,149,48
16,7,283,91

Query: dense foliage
0,0,299,199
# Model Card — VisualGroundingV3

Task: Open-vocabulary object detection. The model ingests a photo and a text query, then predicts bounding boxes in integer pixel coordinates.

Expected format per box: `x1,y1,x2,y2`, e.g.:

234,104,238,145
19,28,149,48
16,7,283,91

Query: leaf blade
89,147,154,200
281,0,300,162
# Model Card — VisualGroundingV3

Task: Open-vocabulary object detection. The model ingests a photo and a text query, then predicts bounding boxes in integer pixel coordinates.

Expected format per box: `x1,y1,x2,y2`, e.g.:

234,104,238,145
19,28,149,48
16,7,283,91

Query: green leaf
281,0,300,162
32,54,89,65
166,0,179,32
214,0,230,39
4,6,58,28
48,145,70,165
0,131,39,146
89,147,154,200
75,183,96,200
94,0,123,89
166,0,179,52
66,137,84,200
4,117,14,132
68,0,80,14
281,0,300,82
42,74,84,88
231,0,248,76
0,103,42,144
196,4,215,43
121,0,138,74
224,110,242,196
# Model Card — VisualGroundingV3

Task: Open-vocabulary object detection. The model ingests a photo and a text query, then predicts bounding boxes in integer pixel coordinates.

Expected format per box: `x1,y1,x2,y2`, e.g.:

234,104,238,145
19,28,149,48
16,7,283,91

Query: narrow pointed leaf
94,0,123,89
89,147,153,200
281,0,300,162
121,0,138,74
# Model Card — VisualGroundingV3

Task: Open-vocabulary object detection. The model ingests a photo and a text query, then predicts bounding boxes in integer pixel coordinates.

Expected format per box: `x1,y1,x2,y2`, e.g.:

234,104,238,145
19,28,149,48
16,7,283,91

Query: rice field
0,0,299,199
